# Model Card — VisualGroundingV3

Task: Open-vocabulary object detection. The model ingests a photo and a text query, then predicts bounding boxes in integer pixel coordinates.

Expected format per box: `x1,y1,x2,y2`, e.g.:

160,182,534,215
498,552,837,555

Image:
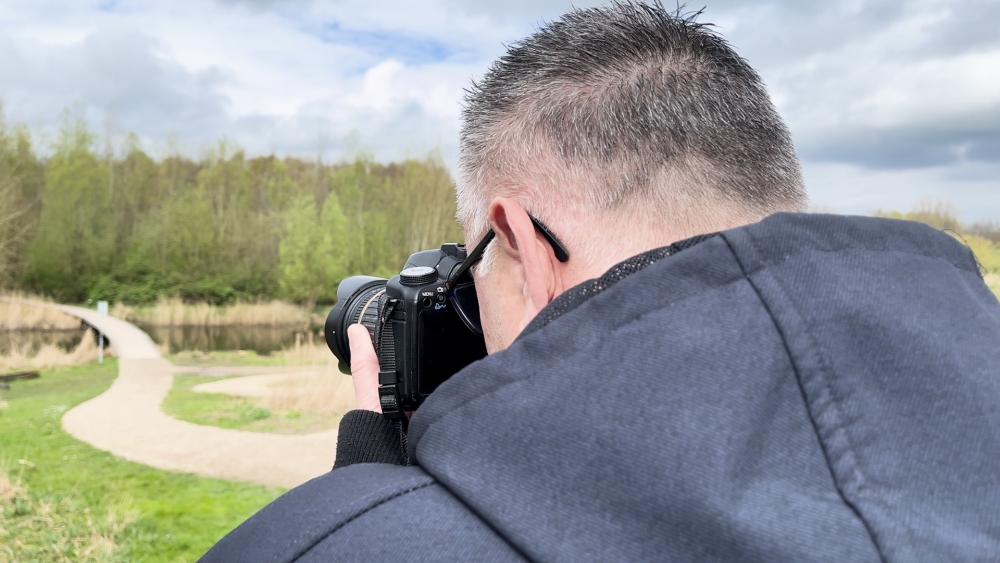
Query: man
202,3,1000,562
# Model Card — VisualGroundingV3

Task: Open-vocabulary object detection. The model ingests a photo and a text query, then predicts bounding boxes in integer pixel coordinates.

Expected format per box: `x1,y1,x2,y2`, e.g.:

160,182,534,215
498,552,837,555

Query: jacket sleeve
333,410,408,468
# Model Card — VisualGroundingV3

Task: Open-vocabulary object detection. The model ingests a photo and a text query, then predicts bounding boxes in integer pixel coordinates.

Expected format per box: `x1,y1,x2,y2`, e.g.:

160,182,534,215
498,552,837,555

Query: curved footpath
58,304,338,488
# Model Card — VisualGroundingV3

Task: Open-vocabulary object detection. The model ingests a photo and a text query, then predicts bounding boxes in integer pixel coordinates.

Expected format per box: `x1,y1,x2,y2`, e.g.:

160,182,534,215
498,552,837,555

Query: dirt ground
57,304,340,488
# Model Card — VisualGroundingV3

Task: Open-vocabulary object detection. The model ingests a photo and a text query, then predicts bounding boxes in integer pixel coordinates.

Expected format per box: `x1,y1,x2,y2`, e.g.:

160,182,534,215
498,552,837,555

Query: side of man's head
456,1,807,352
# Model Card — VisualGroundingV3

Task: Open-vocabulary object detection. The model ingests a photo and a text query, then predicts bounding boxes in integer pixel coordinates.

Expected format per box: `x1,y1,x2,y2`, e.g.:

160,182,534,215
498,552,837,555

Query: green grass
165,348,345,372
165,349,289,367
985,273,1000,301
162,375,341,434
0,360,284,562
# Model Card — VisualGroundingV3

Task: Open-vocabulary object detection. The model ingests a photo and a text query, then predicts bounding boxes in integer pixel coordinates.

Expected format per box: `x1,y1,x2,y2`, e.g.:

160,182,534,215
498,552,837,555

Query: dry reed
260,370,355,415
0,463,25,509
261,332,354,414
113,296,309,327
282,331,338,365
0,331,113,373
0,292,80,331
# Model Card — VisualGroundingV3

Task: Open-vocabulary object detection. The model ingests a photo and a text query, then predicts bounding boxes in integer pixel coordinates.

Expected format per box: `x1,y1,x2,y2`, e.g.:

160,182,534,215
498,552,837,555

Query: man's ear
488,198,559,323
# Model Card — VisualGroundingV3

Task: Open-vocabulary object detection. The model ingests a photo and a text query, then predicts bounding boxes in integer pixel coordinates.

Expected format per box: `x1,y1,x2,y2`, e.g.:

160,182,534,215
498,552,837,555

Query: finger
347,324,382,413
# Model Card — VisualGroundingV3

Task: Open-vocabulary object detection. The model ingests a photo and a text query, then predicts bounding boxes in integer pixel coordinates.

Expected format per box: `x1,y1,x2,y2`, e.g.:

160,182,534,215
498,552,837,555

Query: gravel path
58,304,337,488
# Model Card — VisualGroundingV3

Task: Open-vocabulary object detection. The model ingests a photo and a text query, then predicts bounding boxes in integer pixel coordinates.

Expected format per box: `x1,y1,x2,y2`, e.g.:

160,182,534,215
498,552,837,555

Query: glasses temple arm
447,229,496,287
529,216,570,263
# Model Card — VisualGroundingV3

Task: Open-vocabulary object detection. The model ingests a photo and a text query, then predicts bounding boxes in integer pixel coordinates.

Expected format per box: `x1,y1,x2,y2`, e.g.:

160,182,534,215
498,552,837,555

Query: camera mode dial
399,266,438,286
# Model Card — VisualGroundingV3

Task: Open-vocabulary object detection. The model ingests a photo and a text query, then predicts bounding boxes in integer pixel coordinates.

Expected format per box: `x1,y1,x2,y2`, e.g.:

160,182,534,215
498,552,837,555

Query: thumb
347,324,382,413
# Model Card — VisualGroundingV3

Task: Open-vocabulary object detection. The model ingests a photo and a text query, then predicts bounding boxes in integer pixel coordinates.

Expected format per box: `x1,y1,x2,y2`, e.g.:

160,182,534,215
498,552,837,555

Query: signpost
97,300,108,364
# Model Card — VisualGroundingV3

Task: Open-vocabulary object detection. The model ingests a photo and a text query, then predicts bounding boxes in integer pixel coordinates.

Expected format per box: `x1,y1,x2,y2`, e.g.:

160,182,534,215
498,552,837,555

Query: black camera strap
374,294,402,417
372,295,409,464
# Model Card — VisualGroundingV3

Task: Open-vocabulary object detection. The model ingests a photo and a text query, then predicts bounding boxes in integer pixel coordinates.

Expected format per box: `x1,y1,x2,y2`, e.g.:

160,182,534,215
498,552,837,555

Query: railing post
97,300,108,364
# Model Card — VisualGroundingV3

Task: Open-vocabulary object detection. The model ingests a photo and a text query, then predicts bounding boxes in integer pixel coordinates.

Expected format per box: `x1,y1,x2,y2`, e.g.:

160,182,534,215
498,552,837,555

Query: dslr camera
325,243,488,420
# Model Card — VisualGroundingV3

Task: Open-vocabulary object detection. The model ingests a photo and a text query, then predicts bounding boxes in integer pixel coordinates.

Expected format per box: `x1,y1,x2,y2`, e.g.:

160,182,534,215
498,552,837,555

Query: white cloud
804,160,1000,221
0,24,229,143
0,0,483,164
0,0,996,219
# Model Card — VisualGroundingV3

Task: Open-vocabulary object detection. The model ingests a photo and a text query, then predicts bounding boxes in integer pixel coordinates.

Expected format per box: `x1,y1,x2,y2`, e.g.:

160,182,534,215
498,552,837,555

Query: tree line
2,106,997,308
875,201,1000,275
0,108,463,307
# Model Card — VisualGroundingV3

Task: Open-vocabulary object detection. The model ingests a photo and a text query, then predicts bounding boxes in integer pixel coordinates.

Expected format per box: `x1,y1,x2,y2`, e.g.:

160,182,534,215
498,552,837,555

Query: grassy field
166,338,345,371
166,349,293,367
0,361,283,562
163,375,344,434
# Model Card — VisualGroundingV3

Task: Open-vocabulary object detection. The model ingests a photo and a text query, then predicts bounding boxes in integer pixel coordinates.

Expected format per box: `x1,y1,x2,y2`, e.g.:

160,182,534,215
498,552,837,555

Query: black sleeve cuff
333,410,408,469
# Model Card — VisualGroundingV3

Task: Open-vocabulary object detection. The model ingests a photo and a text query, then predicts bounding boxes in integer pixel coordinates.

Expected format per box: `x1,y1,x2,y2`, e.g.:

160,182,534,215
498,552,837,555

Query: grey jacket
201,213,1000,562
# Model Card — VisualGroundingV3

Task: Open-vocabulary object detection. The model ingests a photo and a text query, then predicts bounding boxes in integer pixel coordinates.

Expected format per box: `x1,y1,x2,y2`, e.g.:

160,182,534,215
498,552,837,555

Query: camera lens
325,276,388,365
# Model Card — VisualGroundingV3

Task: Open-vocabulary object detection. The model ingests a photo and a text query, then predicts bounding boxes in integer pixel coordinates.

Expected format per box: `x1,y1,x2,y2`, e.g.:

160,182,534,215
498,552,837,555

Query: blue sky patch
312,23,464,66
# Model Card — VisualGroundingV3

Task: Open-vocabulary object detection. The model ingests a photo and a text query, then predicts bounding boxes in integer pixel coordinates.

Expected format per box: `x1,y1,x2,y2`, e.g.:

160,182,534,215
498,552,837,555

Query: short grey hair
456,1,807,252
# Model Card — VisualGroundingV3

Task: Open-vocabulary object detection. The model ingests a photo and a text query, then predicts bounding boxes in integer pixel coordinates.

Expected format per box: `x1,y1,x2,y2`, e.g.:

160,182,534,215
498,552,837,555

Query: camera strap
372,295,409,464
374,295,406,423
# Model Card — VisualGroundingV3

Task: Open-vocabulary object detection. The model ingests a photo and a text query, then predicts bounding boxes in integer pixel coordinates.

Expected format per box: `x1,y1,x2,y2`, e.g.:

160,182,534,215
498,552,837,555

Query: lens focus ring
325,276,388,365
347,285,384,342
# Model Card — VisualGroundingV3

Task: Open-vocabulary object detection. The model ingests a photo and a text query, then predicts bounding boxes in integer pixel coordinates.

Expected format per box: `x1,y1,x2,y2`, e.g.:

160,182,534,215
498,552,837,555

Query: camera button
400,266,438,286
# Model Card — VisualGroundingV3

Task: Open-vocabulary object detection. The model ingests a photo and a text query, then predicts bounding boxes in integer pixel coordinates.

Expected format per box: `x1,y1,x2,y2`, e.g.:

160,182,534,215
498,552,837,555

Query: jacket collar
519,233,718,339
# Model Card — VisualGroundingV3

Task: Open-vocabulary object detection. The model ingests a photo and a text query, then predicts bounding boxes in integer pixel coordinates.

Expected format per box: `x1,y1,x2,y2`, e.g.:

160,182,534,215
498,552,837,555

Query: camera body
326,244,488,418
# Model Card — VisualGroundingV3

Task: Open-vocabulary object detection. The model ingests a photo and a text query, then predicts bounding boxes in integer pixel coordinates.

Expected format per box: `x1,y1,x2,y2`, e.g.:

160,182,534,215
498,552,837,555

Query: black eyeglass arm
447,229,495,287
446,215,569,288
529,216,570,263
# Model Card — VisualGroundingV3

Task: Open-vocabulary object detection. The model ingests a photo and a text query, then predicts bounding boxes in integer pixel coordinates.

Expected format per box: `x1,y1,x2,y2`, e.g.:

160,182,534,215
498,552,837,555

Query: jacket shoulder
200,464,523,563
724,213,1000,560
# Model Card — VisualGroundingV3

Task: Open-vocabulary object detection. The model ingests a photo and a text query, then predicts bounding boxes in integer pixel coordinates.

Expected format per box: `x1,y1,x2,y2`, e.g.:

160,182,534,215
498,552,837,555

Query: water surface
137,324,323,355
0,329,87,356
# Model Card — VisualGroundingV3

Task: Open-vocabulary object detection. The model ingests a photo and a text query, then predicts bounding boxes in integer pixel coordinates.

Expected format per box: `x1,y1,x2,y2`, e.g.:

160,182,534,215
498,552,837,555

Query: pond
136,324,325,355
0,328,88,356
2,322,328,358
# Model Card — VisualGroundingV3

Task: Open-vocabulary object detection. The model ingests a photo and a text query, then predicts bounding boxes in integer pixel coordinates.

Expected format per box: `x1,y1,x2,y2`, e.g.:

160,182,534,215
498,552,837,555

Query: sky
0,0,997,221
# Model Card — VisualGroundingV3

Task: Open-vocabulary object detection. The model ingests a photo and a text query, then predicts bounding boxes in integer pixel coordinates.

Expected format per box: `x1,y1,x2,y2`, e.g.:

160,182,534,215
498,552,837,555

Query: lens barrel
325,276,388,365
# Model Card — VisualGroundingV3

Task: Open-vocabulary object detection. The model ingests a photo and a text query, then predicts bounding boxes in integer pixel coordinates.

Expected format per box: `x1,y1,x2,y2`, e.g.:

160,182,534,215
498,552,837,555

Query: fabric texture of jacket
200,213,1000,562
